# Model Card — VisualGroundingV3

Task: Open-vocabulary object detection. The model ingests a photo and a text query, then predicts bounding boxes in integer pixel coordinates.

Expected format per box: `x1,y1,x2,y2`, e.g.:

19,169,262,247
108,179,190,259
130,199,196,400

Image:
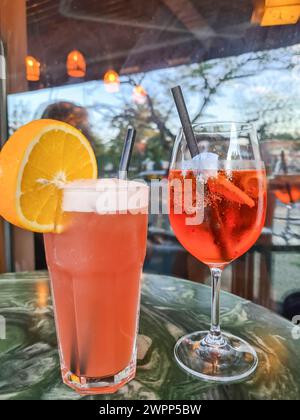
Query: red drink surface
44,210,147,379
169,169,267,267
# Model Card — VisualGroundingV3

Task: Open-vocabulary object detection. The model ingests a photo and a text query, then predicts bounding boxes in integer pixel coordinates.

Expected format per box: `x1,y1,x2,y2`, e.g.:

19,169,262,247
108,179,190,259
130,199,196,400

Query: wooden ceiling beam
162,0,215,40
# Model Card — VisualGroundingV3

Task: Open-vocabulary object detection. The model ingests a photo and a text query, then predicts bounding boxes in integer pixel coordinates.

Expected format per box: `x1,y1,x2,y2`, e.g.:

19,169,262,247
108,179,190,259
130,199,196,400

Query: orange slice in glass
208,175,255,208
240,173,260,199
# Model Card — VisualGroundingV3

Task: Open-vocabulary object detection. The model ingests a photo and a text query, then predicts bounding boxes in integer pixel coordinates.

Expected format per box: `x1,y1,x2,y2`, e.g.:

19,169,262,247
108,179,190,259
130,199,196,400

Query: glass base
174,331,258,384
61,361,136,395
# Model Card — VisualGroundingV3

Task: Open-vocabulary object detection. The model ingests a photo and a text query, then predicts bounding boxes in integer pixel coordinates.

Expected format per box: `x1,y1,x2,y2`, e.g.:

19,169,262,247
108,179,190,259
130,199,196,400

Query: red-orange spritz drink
169,169,266,267
44,179,148,394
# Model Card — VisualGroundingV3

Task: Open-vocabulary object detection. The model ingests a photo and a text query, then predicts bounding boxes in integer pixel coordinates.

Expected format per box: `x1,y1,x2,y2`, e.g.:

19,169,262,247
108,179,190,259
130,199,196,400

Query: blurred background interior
1,0,300,320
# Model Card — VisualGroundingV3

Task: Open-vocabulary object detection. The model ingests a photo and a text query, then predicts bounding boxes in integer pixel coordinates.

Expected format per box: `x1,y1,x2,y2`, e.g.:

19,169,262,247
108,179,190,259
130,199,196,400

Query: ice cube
182,152,219,178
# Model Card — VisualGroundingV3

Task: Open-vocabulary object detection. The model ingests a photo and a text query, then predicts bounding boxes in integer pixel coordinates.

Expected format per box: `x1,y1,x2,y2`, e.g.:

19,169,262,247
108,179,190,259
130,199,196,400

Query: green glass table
0,271,299,400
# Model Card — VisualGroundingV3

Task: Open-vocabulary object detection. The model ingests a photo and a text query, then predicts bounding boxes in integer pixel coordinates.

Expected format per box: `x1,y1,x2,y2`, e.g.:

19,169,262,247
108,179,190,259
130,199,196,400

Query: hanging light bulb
103,69,120,93
67,50,86,78
25,55,40,82
133,85,147,104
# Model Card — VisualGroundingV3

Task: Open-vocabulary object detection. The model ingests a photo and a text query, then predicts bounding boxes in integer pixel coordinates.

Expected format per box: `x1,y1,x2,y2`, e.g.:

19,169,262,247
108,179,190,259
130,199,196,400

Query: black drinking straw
119,126,136,179
171,85,199,158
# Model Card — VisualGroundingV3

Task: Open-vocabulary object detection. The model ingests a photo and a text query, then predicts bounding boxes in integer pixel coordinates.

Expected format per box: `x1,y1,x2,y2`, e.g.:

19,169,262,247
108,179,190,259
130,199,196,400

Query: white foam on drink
182,152,219,177
63,179,149,214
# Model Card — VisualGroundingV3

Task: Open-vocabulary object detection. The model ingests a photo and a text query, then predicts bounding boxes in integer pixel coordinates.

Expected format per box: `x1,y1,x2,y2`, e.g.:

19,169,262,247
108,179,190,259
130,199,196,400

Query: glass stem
209,267,223,343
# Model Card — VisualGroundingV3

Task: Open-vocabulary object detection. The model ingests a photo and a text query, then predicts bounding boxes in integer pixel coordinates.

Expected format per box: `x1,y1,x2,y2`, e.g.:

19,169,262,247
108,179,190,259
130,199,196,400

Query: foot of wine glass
174,268,258,383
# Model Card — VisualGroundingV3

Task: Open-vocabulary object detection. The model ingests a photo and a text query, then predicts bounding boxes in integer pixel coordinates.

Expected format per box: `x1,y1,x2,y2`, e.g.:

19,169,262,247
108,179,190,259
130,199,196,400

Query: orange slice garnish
0,119,97,232
208,175,255,208
240,174,260,199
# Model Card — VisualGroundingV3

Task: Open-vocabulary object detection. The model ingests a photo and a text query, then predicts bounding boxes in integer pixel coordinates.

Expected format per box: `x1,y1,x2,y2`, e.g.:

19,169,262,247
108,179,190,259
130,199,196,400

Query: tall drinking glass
168,122,267,383
44,179,148,394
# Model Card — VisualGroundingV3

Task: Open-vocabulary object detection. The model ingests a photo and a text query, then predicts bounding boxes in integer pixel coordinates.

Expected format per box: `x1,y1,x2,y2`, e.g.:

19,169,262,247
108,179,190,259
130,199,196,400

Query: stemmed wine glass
168,122,267,383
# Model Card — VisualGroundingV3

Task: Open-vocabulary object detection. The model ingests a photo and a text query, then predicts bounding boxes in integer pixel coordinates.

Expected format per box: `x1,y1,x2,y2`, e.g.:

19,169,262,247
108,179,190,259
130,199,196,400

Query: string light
103,69,120,93
133,85,147,104
67,50,86,78
26,56,40,81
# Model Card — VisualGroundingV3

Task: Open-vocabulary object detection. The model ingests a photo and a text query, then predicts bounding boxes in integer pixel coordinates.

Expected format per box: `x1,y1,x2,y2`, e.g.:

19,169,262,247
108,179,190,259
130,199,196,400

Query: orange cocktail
44,179,148,394
169,169,266,266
